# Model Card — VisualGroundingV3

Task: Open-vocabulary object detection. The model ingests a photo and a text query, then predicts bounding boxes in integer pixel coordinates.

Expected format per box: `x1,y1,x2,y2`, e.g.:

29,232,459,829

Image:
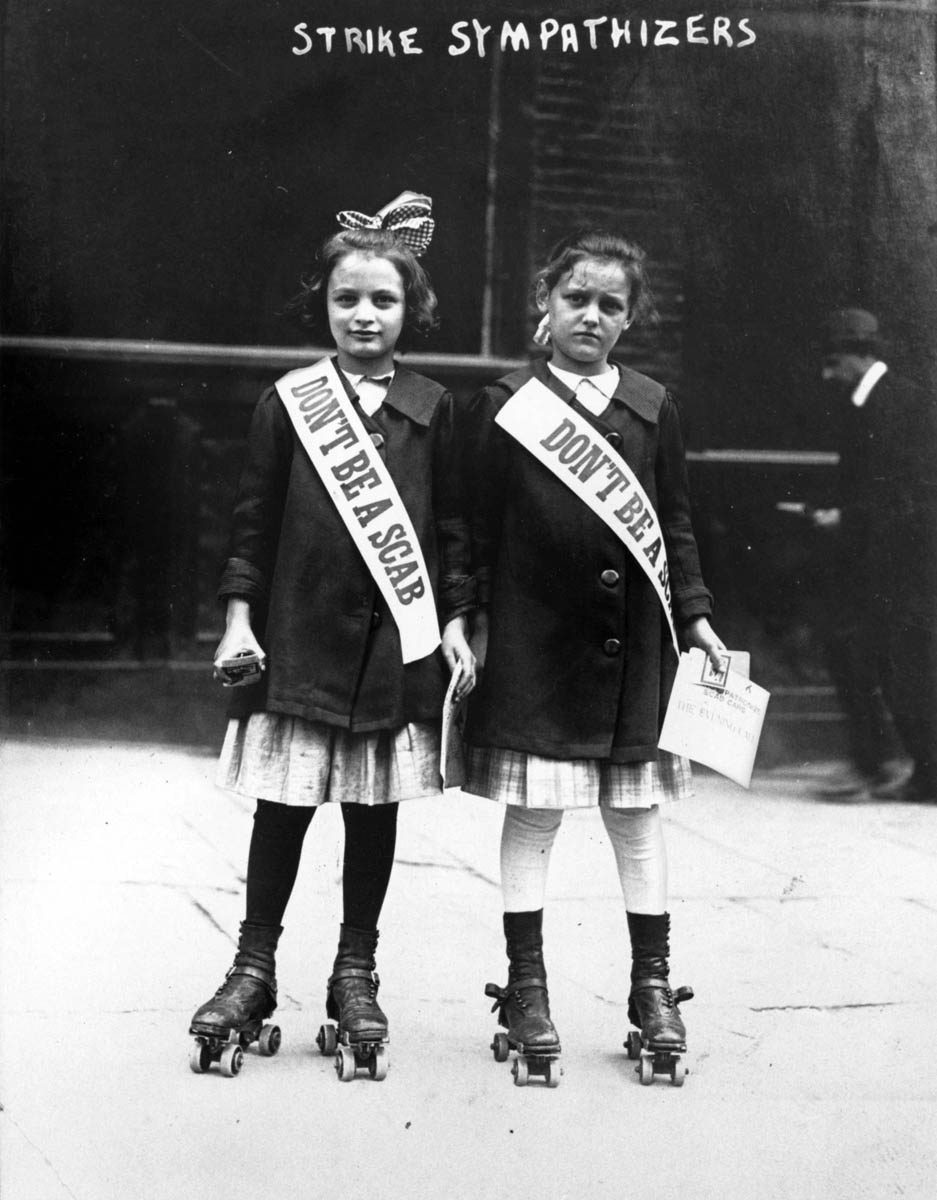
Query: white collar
547,362,619,401
343,370,395,386
852,361,887,408
343,370,394,417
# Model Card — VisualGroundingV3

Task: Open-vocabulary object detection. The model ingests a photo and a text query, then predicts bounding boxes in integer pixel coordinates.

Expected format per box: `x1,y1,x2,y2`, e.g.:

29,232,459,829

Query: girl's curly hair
535,229,659,326
284,228,438,346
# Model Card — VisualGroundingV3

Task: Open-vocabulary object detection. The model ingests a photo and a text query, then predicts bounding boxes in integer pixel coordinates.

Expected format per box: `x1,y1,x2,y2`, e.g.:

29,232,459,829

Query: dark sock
503,909,544,942
340,802,399,930
244,799,315,926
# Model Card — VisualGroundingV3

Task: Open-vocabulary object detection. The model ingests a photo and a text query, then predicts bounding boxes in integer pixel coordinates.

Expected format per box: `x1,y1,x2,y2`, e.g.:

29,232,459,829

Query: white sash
495,378,679,654
276,358,440,664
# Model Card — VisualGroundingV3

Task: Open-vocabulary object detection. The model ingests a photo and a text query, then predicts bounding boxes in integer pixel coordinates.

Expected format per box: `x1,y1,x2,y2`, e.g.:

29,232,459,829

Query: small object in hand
215,651,264,687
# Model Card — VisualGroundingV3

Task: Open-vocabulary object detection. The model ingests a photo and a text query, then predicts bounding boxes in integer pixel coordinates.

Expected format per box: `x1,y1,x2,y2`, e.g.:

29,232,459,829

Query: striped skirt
463,744,691,809
217,712,463,807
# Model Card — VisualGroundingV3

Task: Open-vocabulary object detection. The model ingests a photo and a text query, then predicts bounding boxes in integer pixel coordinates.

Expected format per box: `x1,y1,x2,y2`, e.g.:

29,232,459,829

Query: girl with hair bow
188,192,476,1082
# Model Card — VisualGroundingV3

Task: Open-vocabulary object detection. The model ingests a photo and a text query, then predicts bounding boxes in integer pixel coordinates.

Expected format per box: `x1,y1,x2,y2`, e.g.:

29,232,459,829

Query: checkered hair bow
336,190,435,257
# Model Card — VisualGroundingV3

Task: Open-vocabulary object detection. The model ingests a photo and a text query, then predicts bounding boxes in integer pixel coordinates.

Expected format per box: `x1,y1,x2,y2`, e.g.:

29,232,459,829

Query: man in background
814,308,937,803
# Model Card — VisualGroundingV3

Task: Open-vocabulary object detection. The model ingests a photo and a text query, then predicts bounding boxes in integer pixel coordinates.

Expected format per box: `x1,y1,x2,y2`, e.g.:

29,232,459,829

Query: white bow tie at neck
574,378,613,416
353,374,392,417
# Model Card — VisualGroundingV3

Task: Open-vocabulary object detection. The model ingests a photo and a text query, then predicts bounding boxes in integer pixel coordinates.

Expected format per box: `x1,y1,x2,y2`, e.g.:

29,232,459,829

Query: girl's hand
213,598,266,684
441,615,477,702
469,608,489,672
682,616,727,674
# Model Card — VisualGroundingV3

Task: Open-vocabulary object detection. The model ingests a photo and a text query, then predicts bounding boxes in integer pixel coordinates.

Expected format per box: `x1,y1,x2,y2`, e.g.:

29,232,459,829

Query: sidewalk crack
750,1001,902,1013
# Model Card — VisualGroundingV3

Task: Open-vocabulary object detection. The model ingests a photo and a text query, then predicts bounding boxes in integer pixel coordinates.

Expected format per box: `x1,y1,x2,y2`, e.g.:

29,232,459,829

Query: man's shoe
817,761,910,800
875,777,937,804
867,762,917,799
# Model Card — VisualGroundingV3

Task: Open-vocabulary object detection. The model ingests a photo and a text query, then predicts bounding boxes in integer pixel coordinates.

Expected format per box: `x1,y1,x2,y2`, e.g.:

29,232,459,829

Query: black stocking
244,800,315,926
340,802,399,931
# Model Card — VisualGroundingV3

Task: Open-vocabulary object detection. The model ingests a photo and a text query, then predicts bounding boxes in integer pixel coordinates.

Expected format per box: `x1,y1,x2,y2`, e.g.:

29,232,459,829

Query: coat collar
524,358,664,425
333,357,442,427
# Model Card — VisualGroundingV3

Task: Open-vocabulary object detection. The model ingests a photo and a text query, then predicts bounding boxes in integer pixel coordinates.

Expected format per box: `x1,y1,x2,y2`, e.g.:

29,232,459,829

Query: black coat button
369,432,385,449
605,431,622,448
371,611,382,629
600,569,620,587
603,638,621,656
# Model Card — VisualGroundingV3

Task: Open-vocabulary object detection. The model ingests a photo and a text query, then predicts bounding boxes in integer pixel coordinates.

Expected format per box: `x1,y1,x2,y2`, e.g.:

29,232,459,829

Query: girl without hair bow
336,190,435,257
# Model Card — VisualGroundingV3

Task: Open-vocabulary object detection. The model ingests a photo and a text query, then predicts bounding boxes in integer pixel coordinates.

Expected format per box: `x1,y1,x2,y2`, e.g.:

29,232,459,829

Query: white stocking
500,805,564,912
599,805,668,915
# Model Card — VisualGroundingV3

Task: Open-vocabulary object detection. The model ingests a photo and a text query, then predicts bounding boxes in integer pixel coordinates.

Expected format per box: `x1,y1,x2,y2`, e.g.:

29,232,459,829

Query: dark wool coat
219,361,474,732
465,359,713,763
837,370,937,631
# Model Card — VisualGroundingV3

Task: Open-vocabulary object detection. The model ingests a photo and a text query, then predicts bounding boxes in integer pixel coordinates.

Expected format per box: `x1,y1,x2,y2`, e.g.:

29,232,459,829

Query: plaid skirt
217,712,463,807
463,743,692,809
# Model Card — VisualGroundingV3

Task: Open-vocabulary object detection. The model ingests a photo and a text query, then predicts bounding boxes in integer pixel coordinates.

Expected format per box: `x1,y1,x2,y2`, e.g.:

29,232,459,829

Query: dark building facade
3,1,936,755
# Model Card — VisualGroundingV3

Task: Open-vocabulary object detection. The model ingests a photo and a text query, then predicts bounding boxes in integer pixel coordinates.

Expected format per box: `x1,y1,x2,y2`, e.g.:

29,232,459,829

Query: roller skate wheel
491,1032,510,1063
316,1023,338,1056
219,1043,244,1077
189,1040,211,1074
670,1056,686,1087
625,1031,642,1060
512,1056,529,1087
335,1044,357,1082
368,1045,389,1081
544,1059,562,1089
258,1024,282,1056
638,1051,655,1086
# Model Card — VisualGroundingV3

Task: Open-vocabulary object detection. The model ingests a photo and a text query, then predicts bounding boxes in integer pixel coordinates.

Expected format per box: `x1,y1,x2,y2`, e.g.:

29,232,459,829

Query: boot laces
212,966,237,998
488,980,541,1015
510,987,531,1011
487,982,528,1014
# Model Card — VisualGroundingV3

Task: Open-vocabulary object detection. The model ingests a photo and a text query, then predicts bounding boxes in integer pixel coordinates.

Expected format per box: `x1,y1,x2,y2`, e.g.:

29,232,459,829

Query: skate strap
276,357,440,664
229,963,276,993
495,378,678,653
629,976,672,993
330,967,379,984
485,978,548,1012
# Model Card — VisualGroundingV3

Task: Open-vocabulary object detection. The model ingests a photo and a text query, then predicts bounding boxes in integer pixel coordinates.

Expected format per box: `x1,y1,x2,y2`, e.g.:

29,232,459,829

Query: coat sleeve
655,391,714,628
431,390,476,624
217,388,294,606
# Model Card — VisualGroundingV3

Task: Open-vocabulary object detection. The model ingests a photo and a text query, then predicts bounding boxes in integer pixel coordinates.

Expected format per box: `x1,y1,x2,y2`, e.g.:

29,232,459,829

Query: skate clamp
316,1021,389,1082
485,981,563,1088
317,965,389,1082
624,984,693,1087
189,1019,282,1077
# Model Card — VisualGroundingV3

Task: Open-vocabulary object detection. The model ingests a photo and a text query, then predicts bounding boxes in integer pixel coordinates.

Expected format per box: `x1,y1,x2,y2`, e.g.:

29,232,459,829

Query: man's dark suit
834,369,937,797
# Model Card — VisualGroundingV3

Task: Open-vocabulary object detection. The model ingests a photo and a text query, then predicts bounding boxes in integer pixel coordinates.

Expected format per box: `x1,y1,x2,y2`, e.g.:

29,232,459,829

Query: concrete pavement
1,736,935,1200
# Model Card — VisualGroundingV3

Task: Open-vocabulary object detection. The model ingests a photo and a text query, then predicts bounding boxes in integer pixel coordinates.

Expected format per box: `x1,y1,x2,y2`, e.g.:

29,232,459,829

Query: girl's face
538,258,633,376
327,252,406,375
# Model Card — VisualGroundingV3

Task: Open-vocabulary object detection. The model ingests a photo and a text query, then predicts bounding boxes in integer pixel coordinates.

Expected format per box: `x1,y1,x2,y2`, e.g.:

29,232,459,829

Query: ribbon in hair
336,190,435,257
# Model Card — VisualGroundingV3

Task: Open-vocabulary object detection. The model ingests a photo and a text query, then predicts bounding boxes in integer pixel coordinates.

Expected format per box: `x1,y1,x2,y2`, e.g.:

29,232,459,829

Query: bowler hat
822,308,882,354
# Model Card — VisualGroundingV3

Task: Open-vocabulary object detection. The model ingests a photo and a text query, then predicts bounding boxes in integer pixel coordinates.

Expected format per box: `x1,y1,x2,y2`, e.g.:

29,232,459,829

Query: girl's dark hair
284,228,438,345
535,229,659,326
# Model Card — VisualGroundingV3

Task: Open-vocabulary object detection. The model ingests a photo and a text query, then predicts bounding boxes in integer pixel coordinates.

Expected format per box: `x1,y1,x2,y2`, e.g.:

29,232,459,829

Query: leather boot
325,925,388,1043
627,911,689,1048
190,920,280,1035
485,909,561,1052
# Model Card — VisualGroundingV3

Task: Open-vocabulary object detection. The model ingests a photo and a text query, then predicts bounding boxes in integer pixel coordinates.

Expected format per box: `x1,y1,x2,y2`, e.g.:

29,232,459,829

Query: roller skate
485,910,562,1088
188,921,282,1077
623,911,692,1087
316,925,389,1082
